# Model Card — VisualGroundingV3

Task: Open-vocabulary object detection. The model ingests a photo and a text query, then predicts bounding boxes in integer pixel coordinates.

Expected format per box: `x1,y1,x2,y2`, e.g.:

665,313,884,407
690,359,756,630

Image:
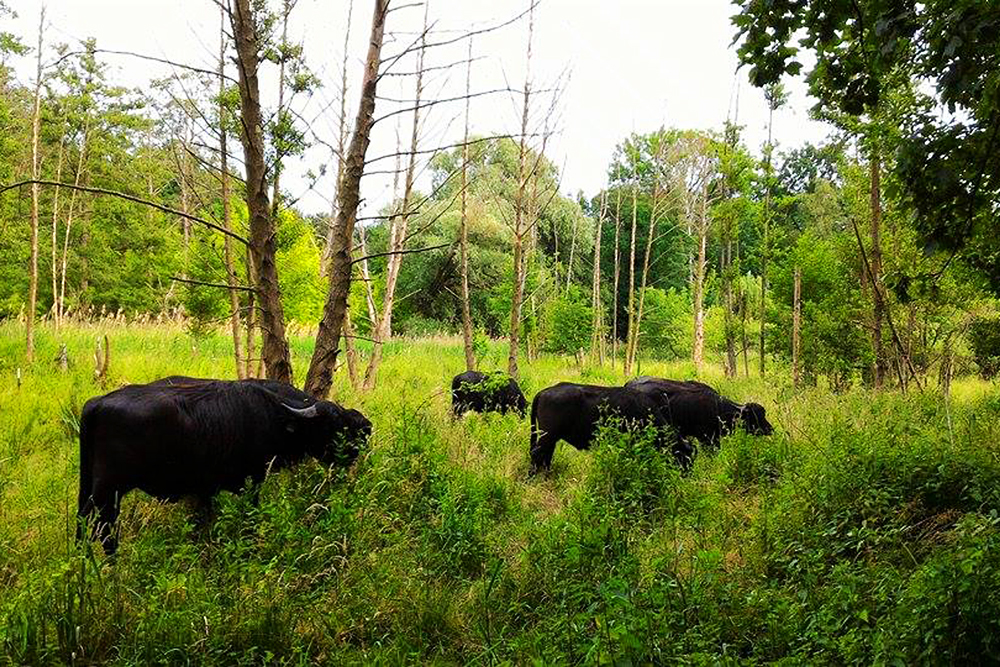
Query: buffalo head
740,402,773,436
283,401,372,466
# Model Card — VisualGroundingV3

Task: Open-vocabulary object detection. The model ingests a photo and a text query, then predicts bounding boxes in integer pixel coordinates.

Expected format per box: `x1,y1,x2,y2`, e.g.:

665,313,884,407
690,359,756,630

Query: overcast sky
10,0,833,217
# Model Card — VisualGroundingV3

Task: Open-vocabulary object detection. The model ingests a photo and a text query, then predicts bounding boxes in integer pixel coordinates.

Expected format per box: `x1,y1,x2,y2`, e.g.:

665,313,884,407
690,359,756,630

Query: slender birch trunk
611,188,621,367
322,0,354,276
507,1,534,381
692,185,708,369
363,0,428,390
50,136,64,325
27,9,44,362
623,181,637,375
459,38,476,372
220,6,245,378
60,119,89,321
590,189,607,362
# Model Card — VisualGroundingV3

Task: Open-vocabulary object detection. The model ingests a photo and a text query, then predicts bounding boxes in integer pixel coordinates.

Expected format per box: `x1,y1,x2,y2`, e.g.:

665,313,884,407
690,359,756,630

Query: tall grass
1,319,999,664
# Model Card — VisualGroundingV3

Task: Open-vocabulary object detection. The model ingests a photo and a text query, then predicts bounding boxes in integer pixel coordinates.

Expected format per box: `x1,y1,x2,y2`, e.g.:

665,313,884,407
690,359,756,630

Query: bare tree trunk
590,189,607,362
60,120,89,321
232,0,293,384
692,186,708,369
305,0,389,399
27,9,44,362
623,182,637,375
793,265,801,386
270,0,294,219
627,180,660,372
459,38,476,372
723,237,737,377
611,188,621,367
50,136,64,326
507,1,534,381
870,154,885,390
322,0,354,276
220,6,245,379
363,0,428,390
565,205,578,293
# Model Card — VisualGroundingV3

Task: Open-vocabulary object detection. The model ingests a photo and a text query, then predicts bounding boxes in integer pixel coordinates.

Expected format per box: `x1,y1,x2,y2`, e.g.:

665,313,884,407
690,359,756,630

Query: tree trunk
322,0,354,277
611,189,621,367
692,187,708,369
60,120,89,321
27,10,43,362
50,136,64,326
792,265,801,386
507,2,534,381
627,181,659,372
232,0,293,384
220,6,245,379
270,0,292,219
723,237,737,377
566,204,578,293
305,0,389,399
363,0,427,390
870,154,885,390
245,247,256,377
459,38,476,372
590,189,607,362
623,182,637,375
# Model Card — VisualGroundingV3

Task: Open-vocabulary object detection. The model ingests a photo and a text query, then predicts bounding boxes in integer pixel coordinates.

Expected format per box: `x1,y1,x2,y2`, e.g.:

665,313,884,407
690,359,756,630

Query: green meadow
2,320,999,664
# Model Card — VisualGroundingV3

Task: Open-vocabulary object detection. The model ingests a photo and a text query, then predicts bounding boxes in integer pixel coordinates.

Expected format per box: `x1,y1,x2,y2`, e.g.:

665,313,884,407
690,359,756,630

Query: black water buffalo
451,370,527,417
625,376,773,449
529,382,694,474
77,377,371,555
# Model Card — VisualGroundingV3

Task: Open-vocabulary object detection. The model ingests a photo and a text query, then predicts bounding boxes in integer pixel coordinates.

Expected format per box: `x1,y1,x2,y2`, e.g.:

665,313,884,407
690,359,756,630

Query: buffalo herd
77,370,771,554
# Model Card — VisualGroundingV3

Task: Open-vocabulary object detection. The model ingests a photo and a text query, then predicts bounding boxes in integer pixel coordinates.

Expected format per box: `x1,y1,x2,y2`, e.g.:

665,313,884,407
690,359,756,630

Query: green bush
969,315,1000,379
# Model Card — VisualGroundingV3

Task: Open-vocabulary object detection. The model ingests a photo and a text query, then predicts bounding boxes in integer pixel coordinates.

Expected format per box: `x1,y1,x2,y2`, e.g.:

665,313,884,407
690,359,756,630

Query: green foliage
638,287,689,360
540,286,592,354
969,315,1000,379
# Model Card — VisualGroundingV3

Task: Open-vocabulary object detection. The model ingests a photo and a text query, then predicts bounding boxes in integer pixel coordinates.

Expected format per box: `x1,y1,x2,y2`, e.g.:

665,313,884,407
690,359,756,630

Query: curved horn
283,403,318,418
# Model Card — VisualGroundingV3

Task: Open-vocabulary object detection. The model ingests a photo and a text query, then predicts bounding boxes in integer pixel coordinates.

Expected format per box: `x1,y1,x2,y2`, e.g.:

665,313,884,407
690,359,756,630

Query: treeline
2,0,999,393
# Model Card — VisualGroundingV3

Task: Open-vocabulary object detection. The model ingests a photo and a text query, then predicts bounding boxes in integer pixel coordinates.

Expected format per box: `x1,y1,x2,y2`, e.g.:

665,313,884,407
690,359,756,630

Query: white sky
9,0,833,217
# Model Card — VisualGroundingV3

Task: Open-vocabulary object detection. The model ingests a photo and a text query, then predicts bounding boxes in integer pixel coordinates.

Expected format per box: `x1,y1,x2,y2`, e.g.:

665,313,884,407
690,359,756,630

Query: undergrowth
1,320,999,664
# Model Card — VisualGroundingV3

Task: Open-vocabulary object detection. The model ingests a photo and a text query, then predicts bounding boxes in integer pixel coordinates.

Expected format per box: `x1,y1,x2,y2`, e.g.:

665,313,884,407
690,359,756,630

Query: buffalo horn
283,403,318,418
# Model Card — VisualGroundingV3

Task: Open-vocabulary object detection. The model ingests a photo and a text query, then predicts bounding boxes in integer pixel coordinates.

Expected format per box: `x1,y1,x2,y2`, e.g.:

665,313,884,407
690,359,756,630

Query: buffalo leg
529,432,558,475
85,482,121,556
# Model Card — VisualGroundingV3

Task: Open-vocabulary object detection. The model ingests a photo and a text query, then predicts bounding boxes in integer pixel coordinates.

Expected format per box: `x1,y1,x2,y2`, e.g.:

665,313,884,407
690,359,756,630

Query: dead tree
231,0,293,383
870,153,886,389
321,0,354,276
506,1,535,381
611,188,622,366
305,0,390,399
362,0,429,390
219,5,245,378
590,189,607,362
27,8,44,362
459,37,476,372
623,180,637,375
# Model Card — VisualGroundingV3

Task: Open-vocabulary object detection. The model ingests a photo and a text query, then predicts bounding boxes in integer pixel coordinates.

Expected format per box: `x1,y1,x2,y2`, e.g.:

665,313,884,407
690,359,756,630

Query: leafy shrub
969,315,1000,379
540,286,592,354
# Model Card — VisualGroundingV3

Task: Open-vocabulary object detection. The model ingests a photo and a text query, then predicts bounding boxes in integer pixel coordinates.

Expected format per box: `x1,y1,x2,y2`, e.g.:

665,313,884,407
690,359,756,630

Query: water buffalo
529,382,694,475
77,377,371,555
625,376,773,449
451,370,527,417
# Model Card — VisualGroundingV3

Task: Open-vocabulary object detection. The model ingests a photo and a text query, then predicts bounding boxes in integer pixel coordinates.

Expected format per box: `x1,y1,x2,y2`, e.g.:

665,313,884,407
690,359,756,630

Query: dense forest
2,0,1000,663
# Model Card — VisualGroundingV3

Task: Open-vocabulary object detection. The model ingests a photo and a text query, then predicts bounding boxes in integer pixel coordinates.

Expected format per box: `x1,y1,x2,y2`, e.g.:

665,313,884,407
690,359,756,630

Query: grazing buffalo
77,377,371,555
625,376,773,449
529,382,694,474
451,370,527,417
